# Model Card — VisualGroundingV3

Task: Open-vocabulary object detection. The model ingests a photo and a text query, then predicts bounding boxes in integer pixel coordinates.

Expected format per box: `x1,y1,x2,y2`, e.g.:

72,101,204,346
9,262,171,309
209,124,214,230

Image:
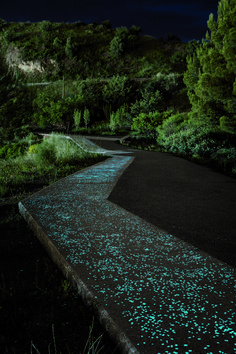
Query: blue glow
19,136,236,354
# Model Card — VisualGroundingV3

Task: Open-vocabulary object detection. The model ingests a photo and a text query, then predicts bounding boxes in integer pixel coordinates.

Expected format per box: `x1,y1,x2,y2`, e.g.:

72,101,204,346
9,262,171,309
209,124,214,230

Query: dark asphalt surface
19,135,236,354
88,137,236,269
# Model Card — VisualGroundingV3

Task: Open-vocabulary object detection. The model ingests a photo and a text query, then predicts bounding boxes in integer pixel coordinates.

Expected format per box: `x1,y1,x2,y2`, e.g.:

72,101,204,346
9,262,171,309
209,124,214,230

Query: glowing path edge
19,135,236,354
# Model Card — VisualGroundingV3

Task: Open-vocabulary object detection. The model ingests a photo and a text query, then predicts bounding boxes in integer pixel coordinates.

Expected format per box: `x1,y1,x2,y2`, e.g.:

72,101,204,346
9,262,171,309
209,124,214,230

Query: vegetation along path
19,135,235,354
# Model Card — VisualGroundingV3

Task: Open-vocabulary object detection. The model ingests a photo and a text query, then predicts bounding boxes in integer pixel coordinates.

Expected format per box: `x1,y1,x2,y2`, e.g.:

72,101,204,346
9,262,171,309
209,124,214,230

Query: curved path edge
19,199,138,354
18,137,139,354
18,135,236,354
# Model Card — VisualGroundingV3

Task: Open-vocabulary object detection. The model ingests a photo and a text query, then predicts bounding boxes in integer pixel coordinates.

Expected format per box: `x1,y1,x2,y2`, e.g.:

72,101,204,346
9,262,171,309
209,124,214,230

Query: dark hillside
0,19,188,82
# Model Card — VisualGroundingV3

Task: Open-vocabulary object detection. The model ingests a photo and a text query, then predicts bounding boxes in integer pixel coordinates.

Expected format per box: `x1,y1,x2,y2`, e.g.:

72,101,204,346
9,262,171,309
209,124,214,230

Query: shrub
0,141,29,160
75,79,100,107
219,116,236,133
130,88,163,119
35,139,56,165
131,111,166,138
156,112,189,143
28,144,39,155
170,51,186,66
155,72,180,91
160,125,234,158
34,134,94,167
211,147,236,162
102,75,132,106
33,94,76,127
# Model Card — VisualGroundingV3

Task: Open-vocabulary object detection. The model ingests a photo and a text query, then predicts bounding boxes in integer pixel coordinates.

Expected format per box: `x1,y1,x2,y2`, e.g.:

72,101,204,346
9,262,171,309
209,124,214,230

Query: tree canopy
183,0,236,133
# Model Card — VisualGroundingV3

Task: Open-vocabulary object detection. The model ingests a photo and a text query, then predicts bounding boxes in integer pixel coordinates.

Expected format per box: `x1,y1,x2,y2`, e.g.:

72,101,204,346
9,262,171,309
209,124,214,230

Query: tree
129,25,142,36
0,18,7,30
83,107,90,128
101,20,112,30
109,104,129,131
102,75,132,107
131,111,164,138
109,26,129,59
183,0,236,133
73,109,82,130
40,20,52,31
32,94,75,127
130,88,163,119
53,37,61,48
65,36,77,59
109,35,124,59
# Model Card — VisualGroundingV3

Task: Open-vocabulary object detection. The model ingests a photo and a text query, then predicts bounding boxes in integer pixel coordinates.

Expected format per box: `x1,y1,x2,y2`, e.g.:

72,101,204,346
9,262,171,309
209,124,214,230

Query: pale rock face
18,60,45,73
5,45,57,74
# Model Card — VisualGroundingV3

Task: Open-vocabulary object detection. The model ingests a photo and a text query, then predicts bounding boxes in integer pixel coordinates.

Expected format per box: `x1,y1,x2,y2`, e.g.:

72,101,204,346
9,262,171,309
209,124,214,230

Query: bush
219,116,236,133
211,147,236,161
35,139,57,165
131,111,167,138
130,88,163,119
156,112,189,143
75,78,100,107
33,94,76,127
155,72,181,91
0,141,29,160
102,75,133,106
159,125,235,158
28,144,39,155
34,134,91,167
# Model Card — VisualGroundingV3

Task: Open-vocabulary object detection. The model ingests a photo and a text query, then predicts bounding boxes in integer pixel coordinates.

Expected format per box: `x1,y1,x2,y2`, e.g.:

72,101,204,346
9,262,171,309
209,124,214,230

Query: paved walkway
19,135,236,354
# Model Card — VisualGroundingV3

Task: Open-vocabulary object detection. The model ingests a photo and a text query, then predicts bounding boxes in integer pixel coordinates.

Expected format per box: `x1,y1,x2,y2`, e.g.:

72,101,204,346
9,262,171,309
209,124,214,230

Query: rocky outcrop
5,44,57,75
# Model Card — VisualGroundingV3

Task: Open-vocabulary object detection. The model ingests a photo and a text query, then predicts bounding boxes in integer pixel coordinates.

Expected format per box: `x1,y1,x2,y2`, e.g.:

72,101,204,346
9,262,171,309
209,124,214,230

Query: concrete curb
19,201,139,354
19,135,139,354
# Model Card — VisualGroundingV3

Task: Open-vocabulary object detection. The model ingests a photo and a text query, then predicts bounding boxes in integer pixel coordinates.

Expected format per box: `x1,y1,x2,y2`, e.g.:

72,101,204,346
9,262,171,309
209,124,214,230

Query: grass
0,133,109,198
0,133,120,353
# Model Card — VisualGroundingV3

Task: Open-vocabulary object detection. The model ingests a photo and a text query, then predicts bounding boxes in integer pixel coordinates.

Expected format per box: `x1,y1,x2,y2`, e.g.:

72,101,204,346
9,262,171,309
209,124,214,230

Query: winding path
19,135,236,354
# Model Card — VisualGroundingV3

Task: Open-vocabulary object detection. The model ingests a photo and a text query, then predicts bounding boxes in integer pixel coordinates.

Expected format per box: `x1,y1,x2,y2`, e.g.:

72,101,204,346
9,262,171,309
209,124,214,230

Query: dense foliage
0,2,236,178
183,0,236,133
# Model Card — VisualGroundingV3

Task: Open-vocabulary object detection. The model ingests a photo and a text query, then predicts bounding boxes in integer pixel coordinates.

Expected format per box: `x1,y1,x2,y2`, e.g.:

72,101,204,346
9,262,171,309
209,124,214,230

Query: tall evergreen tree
183,0,236,133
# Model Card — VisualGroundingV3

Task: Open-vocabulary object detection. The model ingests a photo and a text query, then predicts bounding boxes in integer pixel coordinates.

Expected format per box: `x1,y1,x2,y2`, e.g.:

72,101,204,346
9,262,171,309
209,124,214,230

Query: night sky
0,0,219,43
